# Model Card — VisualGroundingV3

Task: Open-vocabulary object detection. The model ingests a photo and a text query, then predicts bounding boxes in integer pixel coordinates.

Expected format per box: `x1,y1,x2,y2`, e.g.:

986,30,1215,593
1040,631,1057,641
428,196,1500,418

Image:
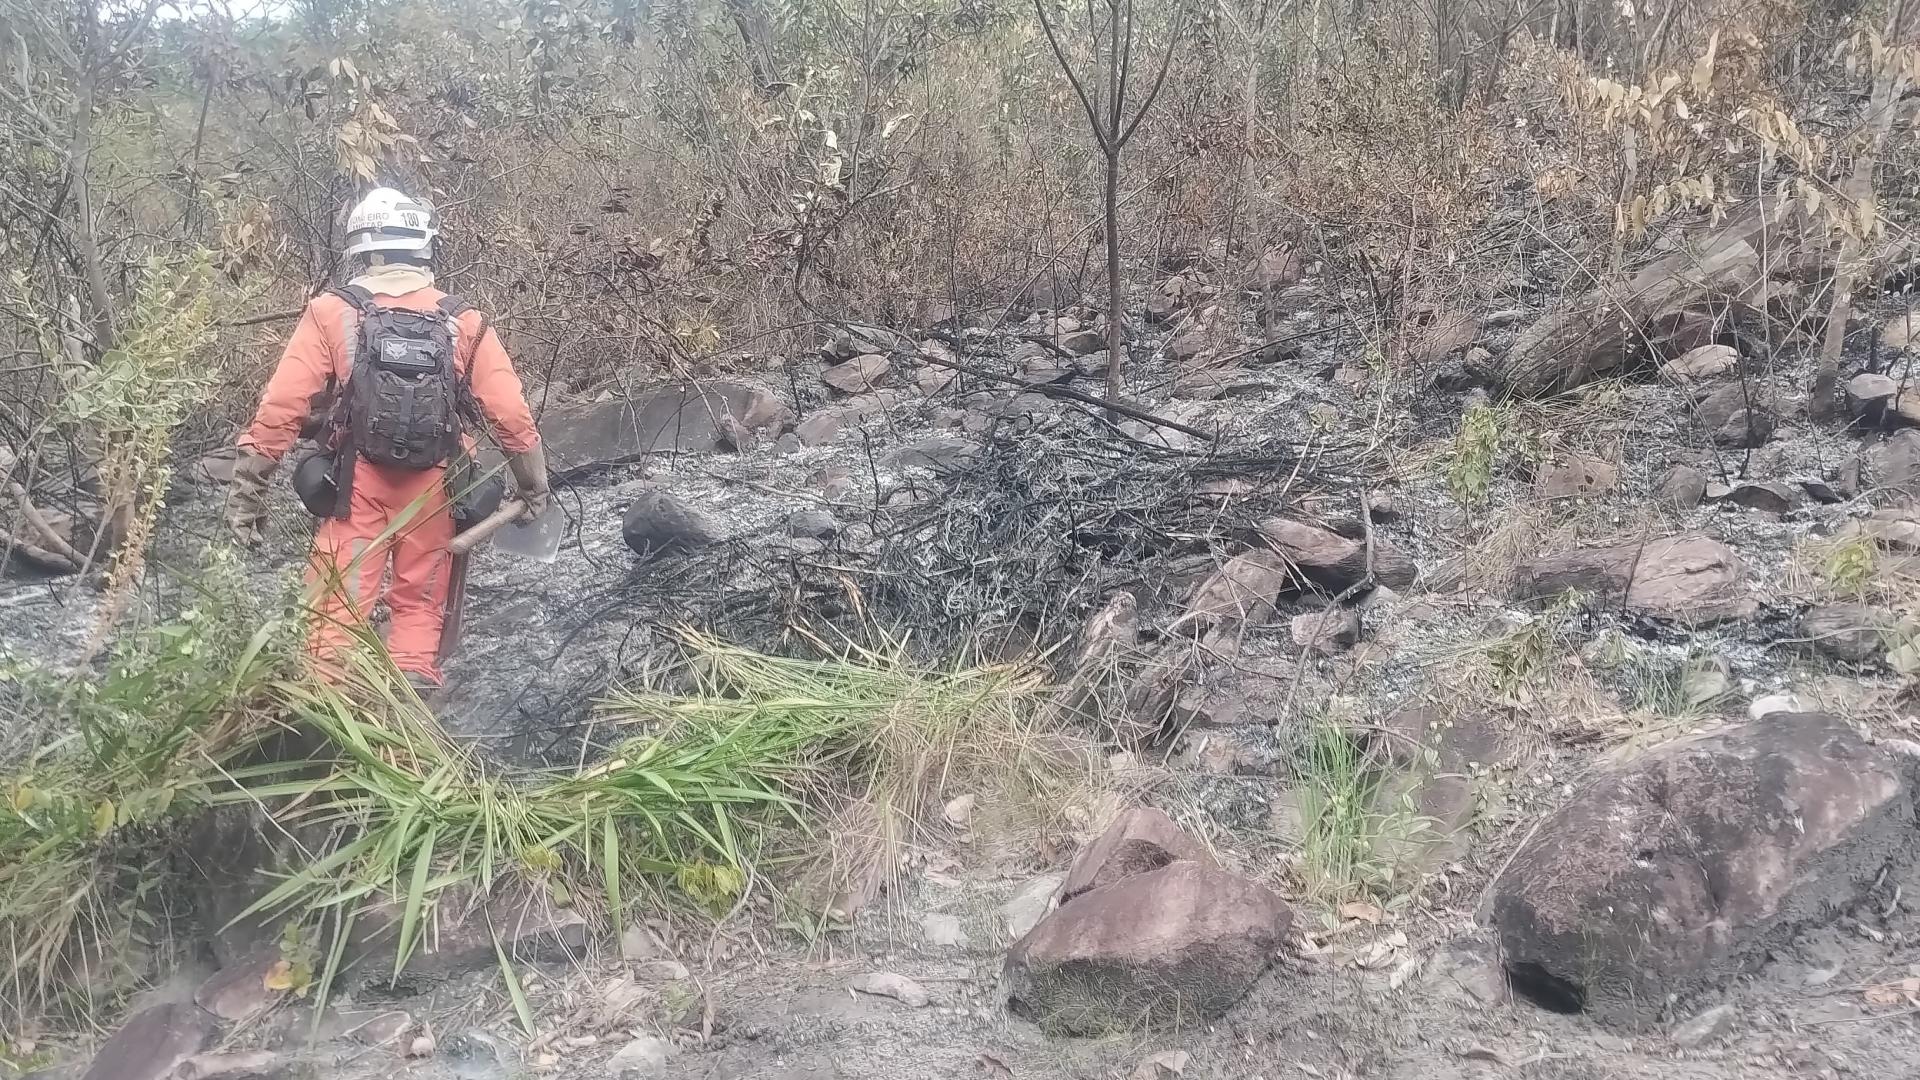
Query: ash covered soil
10,220,1920,1080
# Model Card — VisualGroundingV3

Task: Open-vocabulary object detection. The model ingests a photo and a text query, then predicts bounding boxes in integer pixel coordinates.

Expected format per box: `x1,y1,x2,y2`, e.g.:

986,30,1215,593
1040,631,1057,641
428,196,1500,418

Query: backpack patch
332,287,471,471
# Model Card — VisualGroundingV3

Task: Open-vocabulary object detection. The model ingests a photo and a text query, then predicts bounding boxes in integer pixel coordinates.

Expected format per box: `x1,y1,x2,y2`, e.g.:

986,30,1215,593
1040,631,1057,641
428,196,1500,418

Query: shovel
439,499,564,664
448,498,564,561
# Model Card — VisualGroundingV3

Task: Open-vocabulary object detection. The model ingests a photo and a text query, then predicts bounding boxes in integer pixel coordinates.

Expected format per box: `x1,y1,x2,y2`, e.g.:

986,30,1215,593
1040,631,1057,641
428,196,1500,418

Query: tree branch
1117,8,1184,147
1034,0,1112,154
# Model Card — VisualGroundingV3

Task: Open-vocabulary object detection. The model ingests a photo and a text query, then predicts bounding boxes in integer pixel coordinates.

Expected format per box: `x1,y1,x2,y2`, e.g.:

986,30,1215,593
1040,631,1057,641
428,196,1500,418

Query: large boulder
1490,714,1916,1025
1516,533,1756,624
1256,518,1418,592
1004,860,1292,1034
1059,807,1212,903
622,489,721,557
519,382,791,476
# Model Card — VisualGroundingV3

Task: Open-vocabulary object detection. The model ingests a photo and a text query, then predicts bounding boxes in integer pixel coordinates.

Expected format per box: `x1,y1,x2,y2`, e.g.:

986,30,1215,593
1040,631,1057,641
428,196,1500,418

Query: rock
1256,245,1303,289
794,412,843,446
1534,455,1619,499
1402,309,1480,367
1662,344,1739,382
1291,607,1361,655
346,885,588,979
518,382,790,476
1871,430,1920,502
1865,509,1920,551
1181,550,1291,628
916,366,958,396
1644,307,1722,359
1848,372,1898,418
1005,861,1293,1035
192,950,285,1022
622,489,721,557
172,1052,285,1080
1172,364,1271,400
1694,383,1774,447
1748,692,1816,719
337,1008,413,1047
848,971,930,1008
1003,874,1064,940
1059,807,1212,904
1881,312,1920,352
920,912,967,948
606,1035,675,1078
1261,284,1326,324
1371,707,1507,874
1256,518,1418,592
1166,325,1211,362
1657,465,1709,508
1490,713,1915,1025
1053,592,1149,732
882,436,982,471
1800,604,1892,663
787,509,838,539
1716,481,1802,514
773,432,803,456
1166,656,1293,728
822,324,905,361
1058,329,1106,355
79,1004,212,1080
1516,533,1756,624
821,354,894,394
1670,1004,1737,1048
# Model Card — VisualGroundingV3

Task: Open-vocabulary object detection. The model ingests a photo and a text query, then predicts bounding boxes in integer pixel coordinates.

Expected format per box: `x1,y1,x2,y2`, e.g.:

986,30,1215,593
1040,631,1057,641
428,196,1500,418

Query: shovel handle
449,497,527,556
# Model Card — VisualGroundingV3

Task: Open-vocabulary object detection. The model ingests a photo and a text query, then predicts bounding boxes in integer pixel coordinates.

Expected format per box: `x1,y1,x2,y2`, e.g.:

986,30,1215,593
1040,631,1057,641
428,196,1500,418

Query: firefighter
225,187,548,687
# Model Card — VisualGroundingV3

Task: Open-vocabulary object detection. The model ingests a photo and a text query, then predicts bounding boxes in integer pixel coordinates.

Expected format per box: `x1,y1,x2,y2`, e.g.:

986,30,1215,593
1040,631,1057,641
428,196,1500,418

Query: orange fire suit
239,283,540,683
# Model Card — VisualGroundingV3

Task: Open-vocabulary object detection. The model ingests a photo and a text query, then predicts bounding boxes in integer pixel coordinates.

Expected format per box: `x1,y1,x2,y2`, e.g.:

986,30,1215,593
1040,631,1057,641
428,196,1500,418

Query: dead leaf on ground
1863,977,1920,1006
944,793,977,828
974,1052,1014,1078
1388,954,1424,991
1337,900,1383,925
1354,941,1396,970
848,971,930,1007
1130,1050,1188,1079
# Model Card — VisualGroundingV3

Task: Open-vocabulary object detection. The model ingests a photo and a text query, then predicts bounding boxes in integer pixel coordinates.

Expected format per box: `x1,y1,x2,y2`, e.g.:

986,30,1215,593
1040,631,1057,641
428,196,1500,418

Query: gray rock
1291,607,1361,655
821,354,894,394
193,950,285,1022
920,912,967,948
787,509,839,539
1058,329,1107,355
1694,383,1775,447
882,436,983,471
1059,807,1212,904
1800,604,1893,663
514,382,790,476
1662,344,1738,382
1717,481,1803,514
1256,518,1418,592
606,1035,675,1078
1871,430,1920,503
1002,873,1065,940
1656,464,1709,508
1181,550,1292,629
1670,1004,1737,1048
1535,455,1619,499
1490,713,1915,1025
1005,861,1292,1035
80,1004,213,1080
1517,533,1755,624
794,412,843,446
1848,372,1898,418
622,489,721,557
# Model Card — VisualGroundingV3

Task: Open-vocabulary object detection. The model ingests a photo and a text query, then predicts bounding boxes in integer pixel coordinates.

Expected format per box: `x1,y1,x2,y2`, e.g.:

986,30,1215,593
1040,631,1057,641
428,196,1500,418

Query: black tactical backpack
332,284,473,470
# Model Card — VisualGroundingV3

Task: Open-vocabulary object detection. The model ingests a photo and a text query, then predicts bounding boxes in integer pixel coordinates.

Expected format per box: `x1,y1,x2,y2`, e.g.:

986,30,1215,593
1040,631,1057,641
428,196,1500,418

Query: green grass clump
1446,401,1506,507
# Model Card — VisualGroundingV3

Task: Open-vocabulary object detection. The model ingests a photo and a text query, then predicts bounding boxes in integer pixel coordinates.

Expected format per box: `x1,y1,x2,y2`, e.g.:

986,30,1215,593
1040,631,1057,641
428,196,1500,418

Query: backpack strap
446,303,490,426
330,284,381,315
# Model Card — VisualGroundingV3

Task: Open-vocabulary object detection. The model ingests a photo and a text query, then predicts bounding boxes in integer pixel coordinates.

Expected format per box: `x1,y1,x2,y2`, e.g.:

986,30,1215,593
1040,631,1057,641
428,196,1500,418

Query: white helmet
343,187,437,258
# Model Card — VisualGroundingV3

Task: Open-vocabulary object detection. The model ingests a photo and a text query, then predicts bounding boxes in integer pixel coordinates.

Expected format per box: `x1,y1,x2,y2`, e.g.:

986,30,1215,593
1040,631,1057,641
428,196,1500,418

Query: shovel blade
491,504,565,562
